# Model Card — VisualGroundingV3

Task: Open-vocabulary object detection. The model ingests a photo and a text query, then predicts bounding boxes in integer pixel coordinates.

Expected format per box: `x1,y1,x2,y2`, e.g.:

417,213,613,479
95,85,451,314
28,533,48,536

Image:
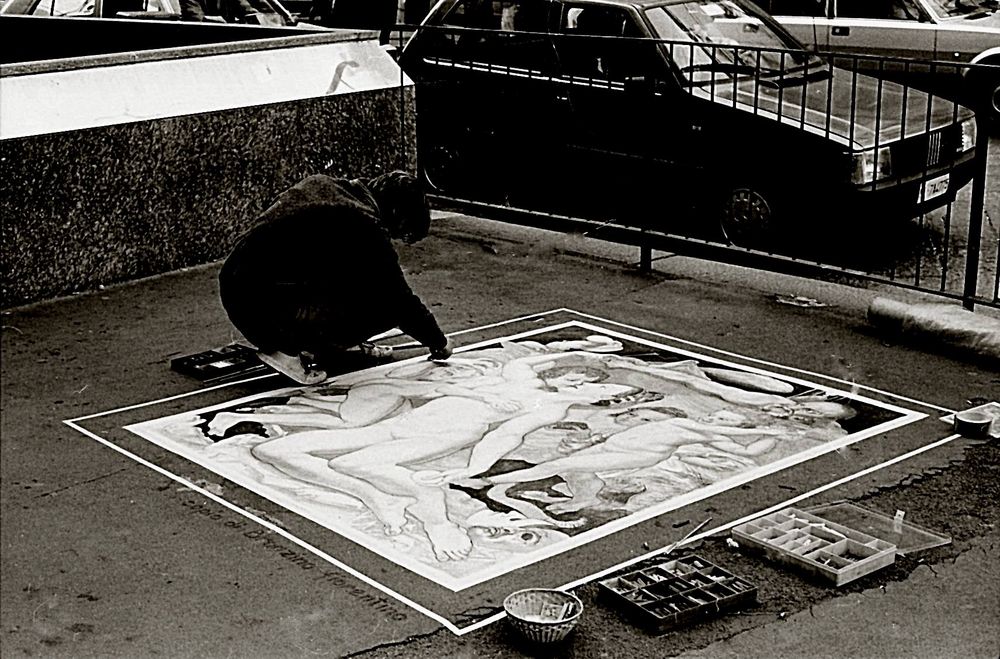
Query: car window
440,0,548,30
749,0,825,17
556,4,659,82
103,0,161,14
29,0,94,15
646,0,824,83
923,0,995,19
835,0,922,21
434,0,559,73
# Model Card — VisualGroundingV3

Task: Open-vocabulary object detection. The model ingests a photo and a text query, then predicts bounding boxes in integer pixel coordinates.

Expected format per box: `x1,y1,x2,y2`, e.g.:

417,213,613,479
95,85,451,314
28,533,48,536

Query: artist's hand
427,338,453,362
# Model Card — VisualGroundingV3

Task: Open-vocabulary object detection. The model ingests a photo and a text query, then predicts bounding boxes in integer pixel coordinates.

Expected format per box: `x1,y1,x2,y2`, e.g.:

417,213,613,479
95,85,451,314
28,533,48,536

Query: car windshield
645,0,825,83
923,0,997,19
16,0,94,15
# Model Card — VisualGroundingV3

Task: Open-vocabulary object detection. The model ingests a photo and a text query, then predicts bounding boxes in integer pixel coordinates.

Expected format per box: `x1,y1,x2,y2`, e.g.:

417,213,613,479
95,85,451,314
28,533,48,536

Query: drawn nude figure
248,350,636,562
206,335,625,437
599,354,799,410
484,408,806,516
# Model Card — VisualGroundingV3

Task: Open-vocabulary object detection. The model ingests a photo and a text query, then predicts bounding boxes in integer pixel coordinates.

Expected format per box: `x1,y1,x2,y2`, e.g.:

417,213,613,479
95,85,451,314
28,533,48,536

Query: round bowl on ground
503,588,583,644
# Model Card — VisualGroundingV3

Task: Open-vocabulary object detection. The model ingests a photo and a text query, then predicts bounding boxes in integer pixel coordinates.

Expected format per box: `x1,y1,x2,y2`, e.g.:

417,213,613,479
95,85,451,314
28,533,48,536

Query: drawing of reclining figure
482,406,808,517
248,349,638,562
485,398,855,519
206,335,626,437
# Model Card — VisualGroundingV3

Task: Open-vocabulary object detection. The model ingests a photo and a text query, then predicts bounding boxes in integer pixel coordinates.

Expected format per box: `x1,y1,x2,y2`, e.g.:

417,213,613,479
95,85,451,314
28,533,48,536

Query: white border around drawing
64,309,955,634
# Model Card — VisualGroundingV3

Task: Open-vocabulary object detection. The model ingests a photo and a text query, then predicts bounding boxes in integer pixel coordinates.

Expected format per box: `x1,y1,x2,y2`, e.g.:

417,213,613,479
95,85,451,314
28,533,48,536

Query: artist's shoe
359,342,393,360
257,350,327,385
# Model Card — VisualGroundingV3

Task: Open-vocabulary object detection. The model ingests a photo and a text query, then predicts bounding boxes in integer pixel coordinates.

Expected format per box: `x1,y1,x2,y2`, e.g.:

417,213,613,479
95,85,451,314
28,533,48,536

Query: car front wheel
719,185,776,248
966,66,1000,132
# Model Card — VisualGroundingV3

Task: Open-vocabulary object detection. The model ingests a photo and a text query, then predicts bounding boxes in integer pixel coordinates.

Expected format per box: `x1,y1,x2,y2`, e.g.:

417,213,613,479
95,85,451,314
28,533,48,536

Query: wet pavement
1,212,998,658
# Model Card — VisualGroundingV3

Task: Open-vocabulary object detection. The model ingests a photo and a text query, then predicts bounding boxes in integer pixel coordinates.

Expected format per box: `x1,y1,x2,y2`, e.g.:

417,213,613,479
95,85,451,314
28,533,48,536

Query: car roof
562,0,687,7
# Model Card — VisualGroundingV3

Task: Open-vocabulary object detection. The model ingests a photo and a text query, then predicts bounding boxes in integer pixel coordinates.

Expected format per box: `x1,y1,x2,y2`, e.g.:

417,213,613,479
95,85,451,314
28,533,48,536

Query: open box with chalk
731,507,896,586
597,555,757,634
170,343,267,383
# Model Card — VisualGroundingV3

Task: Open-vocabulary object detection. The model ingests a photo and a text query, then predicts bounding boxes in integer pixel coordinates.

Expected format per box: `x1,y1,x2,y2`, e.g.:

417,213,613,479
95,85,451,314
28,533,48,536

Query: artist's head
368,171,431,244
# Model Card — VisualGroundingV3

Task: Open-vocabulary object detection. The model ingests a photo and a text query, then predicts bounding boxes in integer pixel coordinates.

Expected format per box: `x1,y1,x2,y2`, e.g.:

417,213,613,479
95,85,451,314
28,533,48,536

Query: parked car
0,0,305,26
747,0,999,123
400,0,978,247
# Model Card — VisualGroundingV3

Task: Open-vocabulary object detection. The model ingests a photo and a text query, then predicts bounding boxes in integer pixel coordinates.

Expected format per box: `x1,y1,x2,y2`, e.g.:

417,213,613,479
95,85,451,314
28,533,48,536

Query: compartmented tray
171,343,267,382
597,555,757,634
731,507,897,586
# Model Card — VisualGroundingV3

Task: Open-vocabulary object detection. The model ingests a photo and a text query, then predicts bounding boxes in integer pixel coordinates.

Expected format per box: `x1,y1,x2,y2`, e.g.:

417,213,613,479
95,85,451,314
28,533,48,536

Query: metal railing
389,25,998,309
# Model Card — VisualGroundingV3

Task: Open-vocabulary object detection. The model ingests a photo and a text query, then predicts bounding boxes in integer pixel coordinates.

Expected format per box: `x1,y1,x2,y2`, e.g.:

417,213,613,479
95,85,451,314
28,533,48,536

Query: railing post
962,115,990,311
639,236,652,273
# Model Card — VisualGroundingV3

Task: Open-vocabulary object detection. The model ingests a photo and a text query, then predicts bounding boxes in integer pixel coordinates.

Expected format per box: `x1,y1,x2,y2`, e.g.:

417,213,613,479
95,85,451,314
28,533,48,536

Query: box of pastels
597,555,757,634
731,507,897,586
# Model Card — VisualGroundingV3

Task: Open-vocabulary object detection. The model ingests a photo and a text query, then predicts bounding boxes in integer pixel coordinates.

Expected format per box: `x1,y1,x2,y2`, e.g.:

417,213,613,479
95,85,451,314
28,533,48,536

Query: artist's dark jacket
219,174,447,354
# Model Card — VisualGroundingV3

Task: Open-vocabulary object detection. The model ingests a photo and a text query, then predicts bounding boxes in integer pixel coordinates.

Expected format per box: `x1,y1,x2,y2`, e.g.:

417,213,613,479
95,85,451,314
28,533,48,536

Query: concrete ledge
868,296,1000,366
1,33,415,307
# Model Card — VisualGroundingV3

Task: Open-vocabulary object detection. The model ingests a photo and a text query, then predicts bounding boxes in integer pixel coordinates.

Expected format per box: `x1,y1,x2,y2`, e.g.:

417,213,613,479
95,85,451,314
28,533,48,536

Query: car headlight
851,146,892,185
958,117,977,153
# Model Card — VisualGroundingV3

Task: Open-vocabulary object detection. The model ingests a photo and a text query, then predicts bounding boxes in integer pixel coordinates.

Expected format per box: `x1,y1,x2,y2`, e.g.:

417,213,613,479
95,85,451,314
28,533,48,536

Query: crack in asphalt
32,468,128,499
342,628,446,659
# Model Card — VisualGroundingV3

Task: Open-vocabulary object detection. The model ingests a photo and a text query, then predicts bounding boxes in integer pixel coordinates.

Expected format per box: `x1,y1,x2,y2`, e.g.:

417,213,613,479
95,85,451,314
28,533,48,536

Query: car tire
718,184,776,248
966,67,1000,132
420,141,464,195
988,76,999,131
420,126,506,201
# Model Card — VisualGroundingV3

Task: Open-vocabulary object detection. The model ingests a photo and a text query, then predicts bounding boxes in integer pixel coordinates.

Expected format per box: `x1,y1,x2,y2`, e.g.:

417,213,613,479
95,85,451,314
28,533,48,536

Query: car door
747,0,826,51
821,0,937,60
402,0,567,201
552,2,684,220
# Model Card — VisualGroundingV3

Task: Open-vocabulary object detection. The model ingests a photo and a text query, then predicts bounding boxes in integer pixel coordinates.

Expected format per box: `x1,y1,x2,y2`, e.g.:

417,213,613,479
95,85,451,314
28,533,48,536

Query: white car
749,0,999,121
0,0,302,25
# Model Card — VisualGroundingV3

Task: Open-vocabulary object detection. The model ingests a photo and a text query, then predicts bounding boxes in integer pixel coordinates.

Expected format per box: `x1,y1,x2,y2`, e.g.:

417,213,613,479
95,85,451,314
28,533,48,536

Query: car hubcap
722,188,771,245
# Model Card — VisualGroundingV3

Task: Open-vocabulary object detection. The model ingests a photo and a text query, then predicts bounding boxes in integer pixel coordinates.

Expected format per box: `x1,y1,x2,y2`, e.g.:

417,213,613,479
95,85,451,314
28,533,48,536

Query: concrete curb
867,296,1000,366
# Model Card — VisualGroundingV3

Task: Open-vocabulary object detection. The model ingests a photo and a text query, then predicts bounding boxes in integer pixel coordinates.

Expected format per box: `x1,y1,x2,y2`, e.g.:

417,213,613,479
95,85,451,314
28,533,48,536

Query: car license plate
919,174,949,202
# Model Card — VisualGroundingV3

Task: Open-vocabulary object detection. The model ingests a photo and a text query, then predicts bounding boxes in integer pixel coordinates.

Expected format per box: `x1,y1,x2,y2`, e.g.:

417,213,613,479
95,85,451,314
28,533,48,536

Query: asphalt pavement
1,211,998,658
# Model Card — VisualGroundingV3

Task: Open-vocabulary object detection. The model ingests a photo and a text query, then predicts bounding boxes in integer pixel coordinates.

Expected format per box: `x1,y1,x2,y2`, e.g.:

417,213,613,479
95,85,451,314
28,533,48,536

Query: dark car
400,0,979,246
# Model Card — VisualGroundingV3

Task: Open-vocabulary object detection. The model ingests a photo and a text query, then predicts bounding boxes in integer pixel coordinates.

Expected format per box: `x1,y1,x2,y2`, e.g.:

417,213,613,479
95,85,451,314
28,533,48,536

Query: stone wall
1,30,416,307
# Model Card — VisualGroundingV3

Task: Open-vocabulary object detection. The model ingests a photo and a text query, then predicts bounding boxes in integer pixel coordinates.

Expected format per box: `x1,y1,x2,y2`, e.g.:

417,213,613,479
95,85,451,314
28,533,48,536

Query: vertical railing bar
799,49,808,130
777,50,785,123
753,47,761,115
824,51,832,138
940,202,952,292
963,110,990,310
